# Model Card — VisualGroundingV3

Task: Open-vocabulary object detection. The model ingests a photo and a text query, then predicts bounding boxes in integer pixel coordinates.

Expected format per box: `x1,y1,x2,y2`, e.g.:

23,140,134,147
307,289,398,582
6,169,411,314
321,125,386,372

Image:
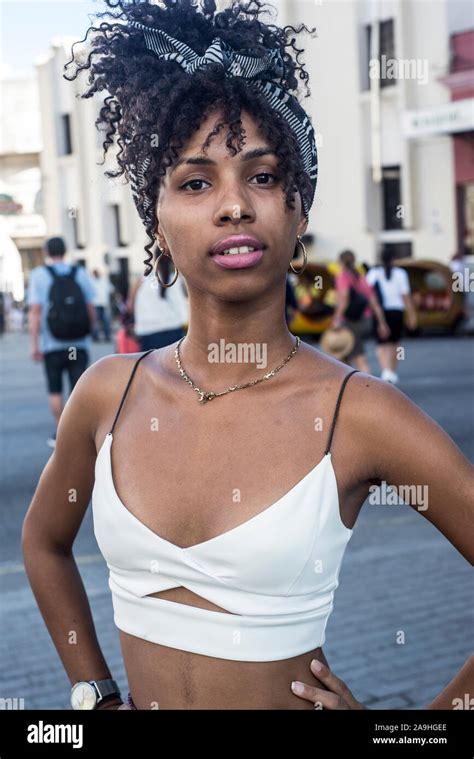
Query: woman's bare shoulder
68,351,155,440
298,339,368,387
79,351,147,393
298,340,405,447
301,340,394,396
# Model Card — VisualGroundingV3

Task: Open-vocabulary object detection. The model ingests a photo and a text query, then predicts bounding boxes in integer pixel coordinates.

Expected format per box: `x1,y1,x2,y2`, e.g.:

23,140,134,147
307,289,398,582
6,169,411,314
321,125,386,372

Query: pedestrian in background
91,268,113,342
366,247,417,384
332,249,389,373
127,253,188,351
26,237,97,448
449,251,465,275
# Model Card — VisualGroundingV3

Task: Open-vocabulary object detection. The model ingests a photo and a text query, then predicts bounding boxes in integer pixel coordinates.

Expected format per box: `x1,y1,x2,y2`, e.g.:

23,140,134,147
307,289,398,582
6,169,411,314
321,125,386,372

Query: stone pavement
0,330,473,709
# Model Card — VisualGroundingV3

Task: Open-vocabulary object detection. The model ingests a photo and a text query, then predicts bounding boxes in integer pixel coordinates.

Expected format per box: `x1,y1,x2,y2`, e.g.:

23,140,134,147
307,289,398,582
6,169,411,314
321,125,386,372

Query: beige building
36,38,147,298
0,67,45,298
295,0,473,264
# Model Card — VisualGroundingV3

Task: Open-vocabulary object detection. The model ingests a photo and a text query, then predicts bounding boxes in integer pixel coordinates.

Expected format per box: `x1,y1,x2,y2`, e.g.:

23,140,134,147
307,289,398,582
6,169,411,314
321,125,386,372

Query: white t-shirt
133,275,189,336
92,276,113,307
365,266,411,310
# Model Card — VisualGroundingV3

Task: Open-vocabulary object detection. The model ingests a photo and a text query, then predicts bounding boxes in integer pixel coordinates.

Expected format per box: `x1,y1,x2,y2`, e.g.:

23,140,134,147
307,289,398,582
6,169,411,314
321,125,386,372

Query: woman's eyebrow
170,147,277,173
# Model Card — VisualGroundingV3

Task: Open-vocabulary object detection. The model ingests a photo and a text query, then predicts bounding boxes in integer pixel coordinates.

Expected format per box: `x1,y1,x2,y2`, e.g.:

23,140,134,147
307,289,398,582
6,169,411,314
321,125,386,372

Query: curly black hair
64,0,317,280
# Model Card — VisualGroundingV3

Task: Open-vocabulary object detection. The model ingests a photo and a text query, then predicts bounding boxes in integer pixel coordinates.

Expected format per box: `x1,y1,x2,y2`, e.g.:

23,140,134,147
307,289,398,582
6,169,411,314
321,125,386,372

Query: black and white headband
127,21,318,226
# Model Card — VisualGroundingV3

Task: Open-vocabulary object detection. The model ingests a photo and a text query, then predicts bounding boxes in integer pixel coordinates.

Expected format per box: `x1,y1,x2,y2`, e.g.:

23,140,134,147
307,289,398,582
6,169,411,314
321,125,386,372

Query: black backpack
344,274,369,321
45,264,91,339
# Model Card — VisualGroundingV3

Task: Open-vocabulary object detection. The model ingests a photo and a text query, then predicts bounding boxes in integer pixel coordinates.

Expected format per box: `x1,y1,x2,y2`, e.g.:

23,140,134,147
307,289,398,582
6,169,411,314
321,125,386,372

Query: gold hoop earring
289,235,307,275
154,248,179,287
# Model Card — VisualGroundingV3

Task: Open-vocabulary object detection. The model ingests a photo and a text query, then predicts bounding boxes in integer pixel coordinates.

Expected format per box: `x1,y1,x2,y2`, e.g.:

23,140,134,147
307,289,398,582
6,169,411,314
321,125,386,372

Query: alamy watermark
208,340,267,369
369,480,428,512
452,268,474,293
369,55,429,86
0,696,25,709
27,721,83,749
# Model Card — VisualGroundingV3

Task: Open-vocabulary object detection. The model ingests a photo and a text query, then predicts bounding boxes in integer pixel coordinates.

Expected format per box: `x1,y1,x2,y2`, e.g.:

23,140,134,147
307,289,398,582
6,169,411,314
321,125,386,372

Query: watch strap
93,678,121,703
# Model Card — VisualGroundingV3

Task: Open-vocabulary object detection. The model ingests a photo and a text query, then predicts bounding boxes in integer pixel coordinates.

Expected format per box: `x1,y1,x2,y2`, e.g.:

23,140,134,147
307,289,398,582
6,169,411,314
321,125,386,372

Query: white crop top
92,350,359,662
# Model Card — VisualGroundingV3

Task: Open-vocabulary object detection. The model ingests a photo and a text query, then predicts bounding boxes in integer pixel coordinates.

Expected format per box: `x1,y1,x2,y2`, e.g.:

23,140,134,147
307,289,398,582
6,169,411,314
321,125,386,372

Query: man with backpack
27,237,97,448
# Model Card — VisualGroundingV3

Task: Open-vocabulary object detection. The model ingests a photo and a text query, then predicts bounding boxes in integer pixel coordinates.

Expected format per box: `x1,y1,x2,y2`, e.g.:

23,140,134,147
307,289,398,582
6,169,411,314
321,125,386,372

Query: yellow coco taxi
288,259,466,337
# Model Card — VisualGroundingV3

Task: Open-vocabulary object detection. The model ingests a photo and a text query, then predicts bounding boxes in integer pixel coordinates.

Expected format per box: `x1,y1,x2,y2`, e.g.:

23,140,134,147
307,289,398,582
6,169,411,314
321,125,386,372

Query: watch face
71,682,97,710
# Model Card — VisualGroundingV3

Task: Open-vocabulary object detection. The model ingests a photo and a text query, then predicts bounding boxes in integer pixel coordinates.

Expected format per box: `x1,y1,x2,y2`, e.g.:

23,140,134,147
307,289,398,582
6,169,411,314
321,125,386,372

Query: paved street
0,330,473,710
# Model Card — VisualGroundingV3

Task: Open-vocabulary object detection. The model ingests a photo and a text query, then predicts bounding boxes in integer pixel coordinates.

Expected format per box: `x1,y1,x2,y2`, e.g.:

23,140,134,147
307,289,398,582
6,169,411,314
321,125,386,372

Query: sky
0,0,106,75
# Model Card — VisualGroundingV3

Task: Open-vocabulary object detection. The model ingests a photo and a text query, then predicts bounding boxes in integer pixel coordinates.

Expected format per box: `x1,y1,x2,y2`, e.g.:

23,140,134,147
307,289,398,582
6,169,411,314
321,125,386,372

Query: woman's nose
213,185,255,224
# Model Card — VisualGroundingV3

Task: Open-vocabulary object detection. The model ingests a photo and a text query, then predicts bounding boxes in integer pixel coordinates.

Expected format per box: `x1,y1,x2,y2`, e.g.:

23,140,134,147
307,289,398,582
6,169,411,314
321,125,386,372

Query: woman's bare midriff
119,587,330,710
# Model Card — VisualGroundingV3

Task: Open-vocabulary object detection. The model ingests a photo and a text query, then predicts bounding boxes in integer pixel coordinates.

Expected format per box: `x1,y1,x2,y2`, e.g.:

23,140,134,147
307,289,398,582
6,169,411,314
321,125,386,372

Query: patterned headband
127,20,318,226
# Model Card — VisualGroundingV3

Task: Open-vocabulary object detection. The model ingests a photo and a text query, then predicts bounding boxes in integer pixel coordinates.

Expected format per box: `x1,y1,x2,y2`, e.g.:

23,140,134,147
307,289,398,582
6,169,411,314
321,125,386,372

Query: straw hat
319,327,355,360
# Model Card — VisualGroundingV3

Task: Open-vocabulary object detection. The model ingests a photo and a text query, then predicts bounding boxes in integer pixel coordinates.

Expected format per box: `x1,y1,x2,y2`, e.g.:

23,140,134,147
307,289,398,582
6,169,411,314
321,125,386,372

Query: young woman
365,247,418,384
22,0,473,711
332,249,389,373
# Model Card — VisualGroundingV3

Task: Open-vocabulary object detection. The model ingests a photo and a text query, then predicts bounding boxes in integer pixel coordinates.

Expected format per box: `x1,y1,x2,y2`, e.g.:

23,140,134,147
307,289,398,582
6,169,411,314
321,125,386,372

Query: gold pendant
198,391,216,403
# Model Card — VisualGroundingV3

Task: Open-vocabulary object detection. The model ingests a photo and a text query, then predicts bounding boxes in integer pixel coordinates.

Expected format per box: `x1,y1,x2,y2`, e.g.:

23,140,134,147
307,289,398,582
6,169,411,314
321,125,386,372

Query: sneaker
47,432,56,448
381,369,399,384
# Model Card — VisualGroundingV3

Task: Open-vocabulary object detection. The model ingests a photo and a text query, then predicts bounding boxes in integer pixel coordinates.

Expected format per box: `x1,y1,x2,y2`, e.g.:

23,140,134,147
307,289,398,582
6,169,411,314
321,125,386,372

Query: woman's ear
155,225,169,256
297,216,308,239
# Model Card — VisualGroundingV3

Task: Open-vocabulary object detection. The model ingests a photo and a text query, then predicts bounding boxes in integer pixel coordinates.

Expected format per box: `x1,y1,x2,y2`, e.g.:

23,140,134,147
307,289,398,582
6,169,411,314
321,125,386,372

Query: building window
365,24,372,90
111,204,126,247
60,114,73,155
71,214,80,249
379,19,395,88
382,166,403,230
365,18,396,90
65,208,84,249
382,242,412,260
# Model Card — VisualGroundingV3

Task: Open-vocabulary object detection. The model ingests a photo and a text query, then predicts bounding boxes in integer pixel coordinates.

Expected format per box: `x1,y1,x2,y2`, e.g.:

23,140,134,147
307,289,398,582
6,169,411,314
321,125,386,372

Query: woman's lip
210,237,265,255
211,248,264,269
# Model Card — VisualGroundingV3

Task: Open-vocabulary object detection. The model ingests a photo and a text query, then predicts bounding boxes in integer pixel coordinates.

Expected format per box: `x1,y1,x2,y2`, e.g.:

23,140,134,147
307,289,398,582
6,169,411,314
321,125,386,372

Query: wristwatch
70,678,121,710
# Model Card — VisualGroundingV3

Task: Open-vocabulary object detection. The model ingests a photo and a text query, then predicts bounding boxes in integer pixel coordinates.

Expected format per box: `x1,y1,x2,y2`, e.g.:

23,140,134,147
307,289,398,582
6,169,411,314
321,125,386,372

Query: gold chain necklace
174,336,301,404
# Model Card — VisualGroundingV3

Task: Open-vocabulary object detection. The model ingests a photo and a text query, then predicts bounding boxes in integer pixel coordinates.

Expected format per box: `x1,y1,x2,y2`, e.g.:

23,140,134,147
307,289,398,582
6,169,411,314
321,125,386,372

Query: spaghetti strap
109,350,156,435
324,369,360,455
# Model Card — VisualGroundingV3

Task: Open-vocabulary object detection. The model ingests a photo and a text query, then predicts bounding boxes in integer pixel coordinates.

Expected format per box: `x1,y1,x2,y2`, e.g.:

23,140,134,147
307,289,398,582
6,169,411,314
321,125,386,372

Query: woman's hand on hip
291,659,367,710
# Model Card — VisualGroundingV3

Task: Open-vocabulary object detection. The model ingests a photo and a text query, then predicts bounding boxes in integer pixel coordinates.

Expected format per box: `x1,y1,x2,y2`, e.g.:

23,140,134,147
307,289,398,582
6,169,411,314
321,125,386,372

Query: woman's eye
180,172,279,191
251,172,279,185
180,178,210,191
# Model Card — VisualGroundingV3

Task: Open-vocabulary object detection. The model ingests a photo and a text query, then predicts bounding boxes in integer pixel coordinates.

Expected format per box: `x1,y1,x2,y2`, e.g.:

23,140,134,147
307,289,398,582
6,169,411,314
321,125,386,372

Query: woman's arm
21,355,125,708
354,375,474,564
28,303,42,361
292,374,473,707
403,293,418,331
332,286,349,328
426,654,474,709
291,654,474,710
366,292,390,338
332,272,352,328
